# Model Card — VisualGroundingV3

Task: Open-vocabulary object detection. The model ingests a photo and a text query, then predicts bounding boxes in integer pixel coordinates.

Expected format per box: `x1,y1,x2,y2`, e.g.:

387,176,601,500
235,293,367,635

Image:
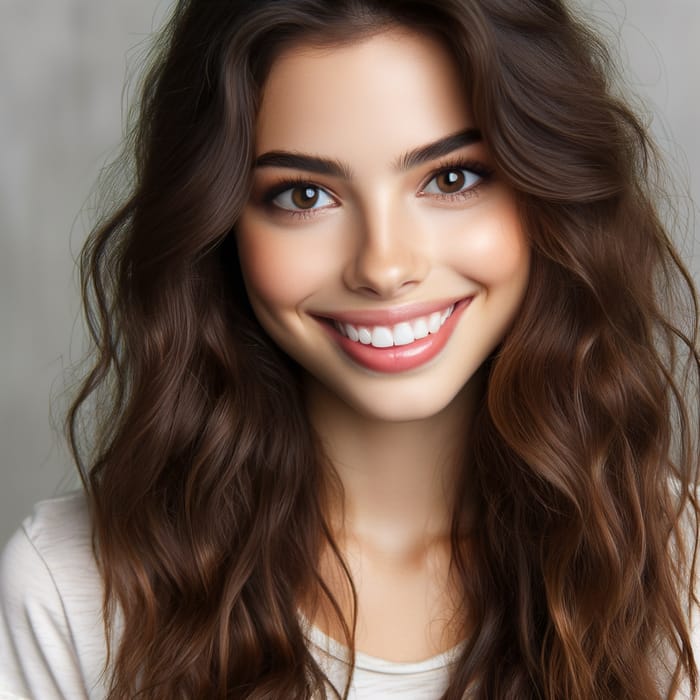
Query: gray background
1,0,699,547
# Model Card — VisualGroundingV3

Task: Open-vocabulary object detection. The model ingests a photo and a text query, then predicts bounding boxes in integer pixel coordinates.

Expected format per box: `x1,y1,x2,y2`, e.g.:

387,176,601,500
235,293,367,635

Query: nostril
353,280,420,299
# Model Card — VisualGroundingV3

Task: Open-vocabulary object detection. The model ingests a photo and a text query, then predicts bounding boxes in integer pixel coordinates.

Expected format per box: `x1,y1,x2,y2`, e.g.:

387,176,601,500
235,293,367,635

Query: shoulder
0,491,109,700
1,491,97,617
3,490,94,574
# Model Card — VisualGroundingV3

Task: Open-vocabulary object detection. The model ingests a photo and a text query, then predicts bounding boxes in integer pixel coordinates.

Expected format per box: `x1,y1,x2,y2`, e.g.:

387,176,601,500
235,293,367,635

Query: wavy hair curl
67,0,700,697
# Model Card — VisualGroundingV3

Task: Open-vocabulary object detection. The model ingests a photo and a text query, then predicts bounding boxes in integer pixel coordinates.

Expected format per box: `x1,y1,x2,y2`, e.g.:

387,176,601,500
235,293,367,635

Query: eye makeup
253,156,495,221
417,156,494,201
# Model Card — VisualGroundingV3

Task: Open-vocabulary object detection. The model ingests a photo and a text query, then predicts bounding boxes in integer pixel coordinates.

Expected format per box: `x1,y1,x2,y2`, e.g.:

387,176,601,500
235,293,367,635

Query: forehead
255,29,474,166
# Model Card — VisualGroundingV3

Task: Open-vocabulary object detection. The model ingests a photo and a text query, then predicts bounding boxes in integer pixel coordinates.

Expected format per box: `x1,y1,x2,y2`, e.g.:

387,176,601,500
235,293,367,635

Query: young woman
1,0,698,698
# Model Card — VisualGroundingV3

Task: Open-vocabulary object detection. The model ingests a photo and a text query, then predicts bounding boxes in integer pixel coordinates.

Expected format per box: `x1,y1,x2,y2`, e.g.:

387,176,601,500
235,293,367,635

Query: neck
306,372,484,559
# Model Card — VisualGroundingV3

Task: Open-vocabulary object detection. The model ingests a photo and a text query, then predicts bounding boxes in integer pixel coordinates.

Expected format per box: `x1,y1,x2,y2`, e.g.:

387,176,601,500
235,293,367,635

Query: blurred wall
1,0,699,546
0,0,172,543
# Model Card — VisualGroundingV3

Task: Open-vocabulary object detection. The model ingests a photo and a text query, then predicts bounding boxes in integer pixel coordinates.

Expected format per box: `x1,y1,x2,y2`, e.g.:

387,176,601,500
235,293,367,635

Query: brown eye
422,167,482,197
271,184,335,211
435,170,466,193
292,186,320,208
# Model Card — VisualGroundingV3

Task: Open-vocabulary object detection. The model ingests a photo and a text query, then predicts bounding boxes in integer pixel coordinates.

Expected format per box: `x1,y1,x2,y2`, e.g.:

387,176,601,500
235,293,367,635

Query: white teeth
392,322,415,346
333,304,456,347
428,312,441,334
371,327,393,348
413,318,429,339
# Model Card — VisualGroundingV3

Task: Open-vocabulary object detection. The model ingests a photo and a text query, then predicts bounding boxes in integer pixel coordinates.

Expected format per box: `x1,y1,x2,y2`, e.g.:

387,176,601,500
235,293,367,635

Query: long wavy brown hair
66,0,700,697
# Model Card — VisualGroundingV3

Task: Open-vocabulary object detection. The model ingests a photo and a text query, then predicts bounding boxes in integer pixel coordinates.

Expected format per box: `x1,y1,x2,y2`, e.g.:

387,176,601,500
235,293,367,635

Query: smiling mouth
330,304,456,348
314,297,473,373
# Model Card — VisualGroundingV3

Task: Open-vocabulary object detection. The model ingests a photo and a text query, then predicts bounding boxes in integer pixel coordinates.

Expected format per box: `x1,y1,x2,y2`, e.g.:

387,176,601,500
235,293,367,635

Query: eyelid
417,159,493,197
271,184,336,211
259,178,340,220
262,176,339,204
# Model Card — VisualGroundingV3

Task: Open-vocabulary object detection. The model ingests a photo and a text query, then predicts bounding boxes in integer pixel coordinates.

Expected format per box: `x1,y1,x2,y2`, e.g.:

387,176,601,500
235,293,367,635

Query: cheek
447,194,529,286
236,217,330,310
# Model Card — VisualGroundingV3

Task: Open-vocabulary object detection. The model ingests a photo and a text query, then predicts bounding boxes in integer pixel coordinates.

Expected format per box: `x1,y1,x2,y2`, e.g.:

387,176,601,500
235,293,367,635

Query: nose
343,203,429,299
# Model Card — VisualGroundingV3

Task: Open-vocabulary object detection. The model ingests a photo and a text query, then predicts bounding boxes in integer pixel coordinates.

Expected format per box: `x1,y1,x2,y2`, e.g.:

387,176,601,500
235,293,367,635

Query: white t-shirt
0,491,697,699
0,492,464,699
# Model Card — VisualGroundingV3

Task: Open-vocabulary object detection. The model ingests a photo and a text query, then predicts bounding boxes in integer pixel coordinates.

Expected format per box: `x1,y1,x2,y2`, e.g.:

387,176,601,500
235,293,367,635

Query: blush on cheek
448,201,528,284
236,228,333,309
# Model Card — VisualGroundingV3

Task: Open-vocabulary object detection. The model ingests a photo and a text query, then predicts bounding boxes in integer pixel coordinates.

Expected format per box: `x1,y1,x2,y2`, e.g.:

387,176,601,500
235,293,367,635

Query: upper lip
314,296,472,327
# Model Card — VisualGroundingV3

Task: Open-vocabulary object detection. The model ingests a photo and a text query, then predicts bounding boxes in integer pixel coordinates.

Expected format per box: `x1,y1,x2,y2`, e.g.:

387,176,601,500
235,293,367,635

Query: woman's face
237,28,530,422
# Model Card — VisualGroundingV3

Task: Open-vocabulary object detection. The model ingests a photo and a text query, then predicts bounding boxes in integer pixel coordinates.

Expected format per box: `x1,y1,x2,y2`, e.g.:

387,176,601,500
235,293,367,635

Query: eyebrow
253,128,482,180
395,128,482,170
254,152,352,179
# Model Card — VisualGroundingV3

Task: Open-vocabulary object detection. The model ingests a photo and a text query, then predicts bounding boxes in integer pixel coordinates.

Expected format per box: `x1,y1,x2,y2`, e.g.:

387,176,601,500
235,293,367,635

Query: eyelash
262,176,332,221
420,157,493,200
261,158,494,220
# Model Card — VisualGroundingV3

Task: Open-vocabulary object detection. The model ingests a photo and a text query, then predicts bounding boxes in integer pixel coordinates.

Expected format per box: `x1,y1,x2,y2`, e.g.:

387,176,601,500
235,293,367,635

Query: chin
310,366,482,425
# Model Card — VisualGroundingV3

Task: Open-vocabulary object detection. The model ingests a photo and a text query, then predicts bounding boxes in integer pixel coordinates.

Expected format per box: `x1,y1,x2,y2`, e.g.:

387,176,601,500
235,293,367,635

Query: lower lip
319,297,473,374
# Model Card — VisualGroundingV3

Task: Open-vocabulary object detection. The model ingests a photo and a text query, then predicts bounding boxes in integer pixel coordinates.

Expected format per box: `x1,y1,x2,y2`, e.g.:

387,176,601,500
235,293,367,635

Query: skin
236,28,530,660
